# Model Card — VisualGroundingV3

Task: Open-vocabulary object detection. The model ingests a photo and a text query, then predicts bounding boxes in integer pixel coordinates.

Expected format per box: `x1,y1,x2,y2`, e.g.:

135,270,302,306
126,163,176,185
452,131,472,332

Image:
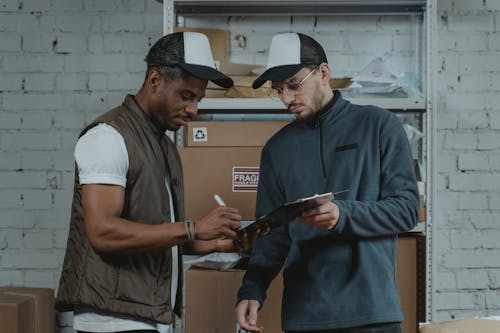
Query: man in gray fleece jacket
236,33,419,333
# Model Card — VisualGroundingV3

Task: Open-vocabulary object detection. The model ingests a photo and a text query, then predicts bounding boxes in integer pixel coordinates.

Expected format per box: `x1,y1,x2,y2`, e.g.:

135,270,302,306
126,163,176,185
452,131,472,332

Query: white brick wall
436,0,500,321
0,1,162,331
1,0,499,330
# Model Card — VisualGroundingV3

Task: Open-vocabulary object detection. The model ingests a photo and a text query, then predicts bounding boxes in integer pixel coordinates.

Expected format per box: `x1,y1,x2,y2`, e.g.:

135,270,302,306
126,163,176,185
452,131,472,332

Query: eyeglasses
272,66,319,96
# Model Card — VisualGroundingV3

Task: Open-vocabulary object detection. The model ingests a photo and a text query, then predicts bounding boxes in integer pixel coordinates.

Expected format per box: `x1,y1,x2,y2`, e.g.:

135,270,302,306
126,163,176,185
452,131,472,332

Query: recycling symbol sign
193,127,207,142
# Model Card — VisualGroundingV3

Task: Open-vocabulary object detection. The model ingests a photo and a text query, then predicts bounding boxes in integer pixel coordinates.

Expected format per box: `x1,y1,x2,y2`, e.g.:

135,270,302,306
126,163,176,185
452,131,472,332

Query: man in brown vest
57,32,242,333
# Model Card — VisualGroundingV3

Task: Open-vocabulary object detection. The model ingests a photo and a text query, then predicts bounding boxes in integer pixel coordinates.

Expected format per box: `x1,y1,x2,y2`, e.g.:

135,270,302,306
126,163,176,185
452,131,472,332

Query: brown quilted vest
56,95,184,324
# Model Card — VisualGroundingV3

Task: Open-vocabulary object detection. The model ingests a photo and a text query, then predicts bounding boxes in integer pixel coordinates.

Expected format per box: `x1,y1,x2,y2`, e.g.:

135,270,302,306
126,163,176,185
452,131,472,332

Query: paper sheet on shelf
183,252,241,265
352,56,397,85
348,57,413,97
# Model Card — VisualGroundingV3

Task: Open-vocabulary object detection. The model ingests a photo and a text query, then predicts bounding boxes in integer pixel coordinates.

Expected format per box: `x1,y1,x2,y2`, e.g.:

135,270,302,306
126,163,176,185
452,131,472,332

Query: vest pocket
83,251,119,302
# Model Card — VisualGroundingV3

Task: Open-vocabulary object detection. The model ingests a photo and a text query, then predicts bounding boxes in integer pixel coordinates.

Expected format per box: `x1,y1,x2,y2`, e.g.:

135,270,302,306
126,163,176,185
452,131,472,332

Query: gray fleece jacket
237,91,419,331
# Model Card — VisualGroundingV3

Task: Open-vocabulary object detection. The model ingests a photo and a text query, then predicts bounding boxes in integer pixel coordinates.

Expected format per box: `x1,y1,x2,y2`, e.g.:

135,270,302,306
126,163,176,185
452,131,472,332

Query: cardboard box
185,268,283,333
205,88,228,98
224,75,277,98
180,147,263,220
205,61,259,95
398,234,426,333
418,207,426,222
0,294,35,333
219,61,258,76
184,236,424,333
174,27,229,63
417,181,426,222
183,121,288,147
181,121,288,220
419,318,500,333
0,287,54,333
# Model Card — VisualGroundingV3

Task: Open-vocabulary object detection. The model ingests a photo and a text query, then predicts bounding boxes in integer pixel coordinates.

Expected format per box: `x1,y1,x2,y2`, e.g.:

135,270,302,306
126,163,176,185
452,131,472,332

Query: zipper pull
314,117,321,128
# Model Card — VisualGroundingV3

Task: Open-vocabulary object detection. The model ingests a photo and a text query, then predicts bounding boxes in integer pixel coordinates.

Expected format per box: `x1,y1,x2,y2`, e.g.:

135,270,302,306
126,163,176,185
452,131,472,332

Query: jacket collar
123,94,165,139
299,90,349,128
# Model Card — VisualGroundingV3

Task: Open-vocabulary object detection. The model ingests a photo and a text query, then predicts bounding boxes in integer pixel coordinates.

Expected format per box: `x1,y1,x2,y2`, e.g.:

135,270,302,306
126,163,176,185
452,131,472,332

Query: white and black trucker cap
252,33,328,89
146,32,233,88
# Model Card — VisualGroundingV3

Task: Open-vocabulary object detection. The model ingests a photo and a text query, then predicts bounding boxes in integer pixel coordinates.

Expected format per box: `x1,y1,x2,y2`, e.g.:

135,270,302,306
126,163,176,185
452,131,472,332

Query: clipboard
238,189,348,235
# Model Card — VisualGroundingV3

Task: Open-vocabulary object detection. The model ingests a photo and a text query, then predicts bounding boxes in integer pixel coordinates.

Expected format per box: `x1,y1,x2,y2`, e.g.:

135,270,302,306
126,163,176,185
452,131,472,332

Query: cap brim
252,64,304,89
179,63,233,88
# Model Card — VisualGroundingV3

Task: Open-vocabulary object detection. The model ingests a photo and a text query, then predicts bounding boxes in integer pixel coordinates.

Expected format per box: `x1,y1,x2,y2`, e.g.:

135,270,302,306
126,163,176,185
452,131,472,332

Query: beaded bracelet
185,219,196,241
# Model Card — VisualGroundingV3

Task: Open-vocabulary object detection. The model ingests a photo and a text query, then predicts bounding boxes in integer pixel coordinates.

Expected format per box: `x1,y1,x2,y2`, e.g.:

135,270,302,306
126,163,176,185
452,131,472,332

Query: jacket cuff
237,287,265,308
330,200,346,234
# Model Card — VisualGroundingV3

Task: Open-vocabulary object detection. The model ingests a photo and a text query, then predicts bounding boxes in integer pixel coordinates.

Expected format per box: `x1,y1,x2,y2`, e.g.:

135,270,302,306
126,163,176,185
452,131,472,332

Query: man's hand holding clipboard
295,189,348,231
238,189,348,237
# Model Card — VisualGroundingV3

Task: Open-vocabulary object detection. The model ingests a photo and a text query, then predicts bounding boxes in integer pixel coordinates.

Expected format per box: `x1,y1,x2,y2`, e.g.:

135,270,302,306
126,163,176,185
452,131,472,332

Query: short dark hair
152,65,191,79
144,65,192,82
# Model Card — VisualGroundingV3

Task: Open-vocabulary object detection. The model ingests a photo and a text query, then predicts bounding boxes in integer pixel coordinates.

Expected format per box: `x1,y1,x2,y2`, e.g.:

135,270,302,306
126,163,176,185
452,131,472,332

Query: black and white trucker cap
252,33,328,89
146,32,233,88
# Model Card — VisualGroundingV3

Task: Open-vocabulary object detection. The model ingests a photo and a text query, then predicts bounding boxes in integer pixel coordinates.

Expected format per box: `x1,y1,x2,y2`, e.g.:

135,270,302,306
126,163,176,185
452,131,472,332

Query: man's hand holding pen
194,205,242,240
213,194,267,253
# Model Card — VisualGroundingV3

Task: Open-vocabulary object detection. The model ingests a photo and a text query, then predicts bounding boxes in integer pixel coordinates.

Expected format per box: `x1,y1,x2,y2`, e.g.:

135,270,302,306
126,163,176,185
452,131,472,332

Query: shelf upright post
163,0,183,146
425,0,437,323
164,0,175,35
163,0,436,330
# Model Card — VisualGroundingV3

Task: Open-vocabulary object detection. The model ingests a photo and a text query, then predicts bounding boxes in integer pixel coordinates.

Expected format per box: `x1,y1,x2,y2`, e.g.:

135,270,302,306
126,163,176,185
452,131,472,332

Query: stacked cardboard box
173,27,229,64
180,120,288,332
0,287,55,333
179,120,289,221
398,233,426,333
179,121,425,333
185,268,284,333
420,318,500,333
184,234,425,333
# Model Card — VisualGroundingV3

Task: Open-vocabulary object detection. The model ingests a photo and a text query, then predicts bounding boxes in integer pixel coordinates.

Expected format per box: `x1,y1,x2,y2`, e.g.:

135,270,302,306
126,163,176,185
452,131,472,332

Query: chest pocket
335,143,359,152
333,142,360,175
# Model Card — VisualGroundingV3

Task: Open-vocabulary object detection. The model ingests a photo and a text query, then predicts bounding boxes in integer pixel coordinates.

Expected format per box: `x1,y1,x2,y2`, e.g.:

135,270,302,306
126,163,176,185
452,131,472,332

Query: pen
213,194,226,206
214,194,230,240
332,189,349,196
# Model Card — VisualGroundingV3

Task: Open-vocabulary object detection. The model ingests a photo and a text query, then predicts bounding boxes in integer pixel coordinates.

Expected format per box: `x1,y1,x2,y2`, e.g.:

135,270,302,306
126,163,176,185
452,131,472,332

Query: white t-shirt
73,123,178,333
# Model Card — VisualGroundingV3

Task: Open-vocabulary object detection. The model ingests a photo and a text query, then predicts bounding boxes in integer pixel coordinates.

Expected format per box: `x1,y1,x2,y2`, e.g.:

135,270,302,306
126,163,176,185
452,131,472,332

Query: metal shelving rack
164,0,437,324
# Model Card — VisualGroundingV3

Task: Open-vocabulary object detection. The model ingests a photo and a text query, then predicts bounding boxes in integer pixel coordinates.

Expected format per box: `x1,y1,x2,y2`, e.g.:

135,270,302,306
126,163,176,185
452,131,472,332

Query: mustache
287,102,299,111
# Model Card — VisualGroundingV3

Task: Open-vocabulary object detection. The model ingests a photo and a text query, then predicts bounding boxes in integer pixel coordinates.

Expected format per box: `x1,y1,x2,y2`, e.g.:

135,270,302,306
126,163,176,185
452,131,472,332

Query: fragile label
232,166,259,192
